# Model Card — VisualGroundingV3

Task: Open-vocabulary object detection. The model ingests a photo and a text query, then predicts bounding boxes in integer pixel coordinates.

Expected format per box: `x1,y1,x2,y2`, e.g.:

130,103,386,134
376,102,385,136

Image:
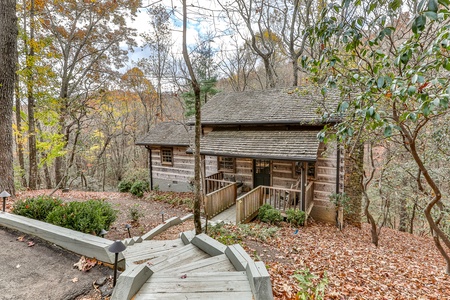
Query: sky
125,0,232,69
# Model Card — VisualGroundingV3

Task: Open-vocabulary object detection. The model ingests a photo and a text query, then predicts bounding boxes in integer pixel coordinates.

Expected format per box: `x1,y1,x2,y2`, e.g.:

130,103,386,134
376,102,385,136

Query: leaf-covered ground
241,222,449,299
10,190,450,299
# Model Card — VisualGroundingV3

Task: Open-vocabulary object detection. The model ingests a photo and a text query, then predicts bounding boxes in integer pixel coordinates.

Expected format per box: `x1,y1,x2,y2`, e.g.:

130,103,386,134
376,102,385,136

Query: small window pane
161,149,173,165
218,157,235,172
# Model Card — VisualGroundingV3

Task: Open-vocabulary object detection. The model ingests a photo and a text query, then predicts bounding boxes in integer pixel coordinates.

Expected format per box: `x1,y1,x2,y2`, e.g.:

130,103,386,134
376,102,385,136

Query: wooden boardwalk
210,204,236,224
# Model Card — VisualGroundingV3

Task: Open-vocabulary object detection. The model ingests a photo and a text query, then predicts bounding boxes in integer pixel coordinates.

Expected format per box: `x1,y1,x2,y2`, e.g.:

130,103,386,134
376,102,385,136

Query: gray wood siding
151,147,217,183
310,142,344,222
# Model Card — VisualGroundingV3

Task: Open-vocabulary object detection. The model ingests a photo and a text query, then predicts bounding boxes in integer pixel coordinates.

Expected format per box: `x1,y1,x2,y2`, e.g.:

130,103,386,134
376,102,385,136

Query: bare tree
141,4,173,122
219,0,279,88
182,0,202,234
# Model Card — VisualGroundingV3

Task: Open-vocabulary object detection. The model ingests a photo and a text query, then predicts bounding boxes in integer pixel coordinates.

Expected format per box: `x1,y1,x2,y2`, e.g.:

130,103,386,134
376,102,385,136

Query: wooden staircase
113,232,271,300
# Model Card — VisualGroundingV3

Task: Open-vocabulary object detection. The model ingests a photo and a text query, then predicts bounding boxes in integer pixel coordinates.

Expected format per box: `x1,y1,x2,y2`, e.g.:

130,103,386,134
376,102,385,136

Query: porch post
147,146,153,191
201,155,206,194
301,162,307,211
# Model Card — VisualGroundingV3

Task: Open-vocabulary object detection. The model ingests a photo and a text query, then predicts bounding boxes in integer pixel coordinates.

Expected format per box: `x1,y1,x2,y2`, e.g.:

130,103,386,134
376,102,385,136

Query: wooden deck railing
304,182,314,225
236,186,263,224
204,182,237,219
236,183,315,224
261,186,303,212
204,172,228,194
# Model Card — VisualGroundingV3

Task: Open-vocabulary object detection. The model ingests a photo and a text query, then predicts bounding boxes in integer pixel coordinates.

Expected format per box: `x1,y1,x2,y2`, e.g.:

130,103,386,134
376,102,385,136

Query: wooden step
148,244,210,273
123,240,186,263
159,254,236,274
135,271,252,299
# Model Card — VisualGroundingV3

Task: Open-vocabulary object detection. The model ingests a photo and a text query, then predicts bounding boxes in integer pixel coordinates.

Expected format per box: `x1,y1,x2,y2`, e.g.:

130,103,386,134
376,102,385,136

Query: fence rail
237,183,315,224
261,186,303,212
236,186,262,224
304,182,314,225
204,182,237,219
204,172,228,194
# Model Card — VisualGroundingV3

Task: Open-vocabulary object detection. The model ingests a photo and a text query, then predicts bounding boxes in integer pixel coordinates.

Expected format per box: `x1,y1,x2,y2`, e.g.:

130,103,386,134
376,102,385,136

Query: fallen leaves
74,256,98,272
239,222,450,300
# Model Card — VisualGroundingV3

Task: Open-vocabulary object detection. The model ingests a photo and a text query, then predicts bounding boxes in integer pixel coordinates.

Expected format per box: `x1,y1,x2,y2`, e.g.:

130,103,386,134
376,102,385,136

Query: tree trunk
262,56,276,89
398,195,408,232
292,58,299,86
343,142,363,227
183,0,202,234
0,0,17,195
27,0,38,189
408,138,450,274
15,54,27,188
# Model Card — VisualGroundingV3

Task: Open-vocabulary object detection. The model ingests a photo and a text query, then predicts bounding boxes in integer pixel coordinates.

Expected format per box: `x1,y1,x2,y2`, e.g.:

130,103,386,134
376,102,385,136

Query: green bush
129,204,144,222
12,196,63,221
46,200,117,235
118,180,133,193
130,180,149,197
286,209,306,226
208,222,240,245
258,204,283,224
294,268,328,300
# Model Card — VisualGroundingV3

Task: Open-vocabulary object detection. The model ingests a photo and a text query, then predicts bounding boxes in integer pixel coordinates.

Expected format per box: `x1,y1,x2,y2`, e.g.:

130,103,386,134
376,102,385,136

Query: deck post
301,162,307,211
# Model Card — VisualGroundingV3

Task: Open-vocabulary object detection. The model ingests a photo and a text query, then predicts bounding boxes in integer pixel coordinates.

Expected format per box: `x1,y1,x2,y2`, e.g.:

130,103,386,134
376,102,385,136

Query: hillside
10,190,450,299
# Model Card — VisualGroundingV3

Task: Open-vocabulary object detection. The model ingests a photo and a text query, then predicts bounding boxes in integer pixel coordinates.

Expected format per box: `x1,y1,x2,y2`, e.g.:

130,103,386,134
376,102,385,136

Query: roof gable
197,87,340,125
135,122,192,146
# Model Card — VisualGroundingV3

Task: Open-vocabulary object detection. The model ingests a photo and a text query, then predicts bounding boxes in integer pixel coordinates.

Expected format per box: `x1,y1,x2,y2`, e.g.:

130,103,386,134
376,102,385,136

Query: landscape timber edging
141,213,193,241
0,212,118,264
110,264,153,300
190,233,227,256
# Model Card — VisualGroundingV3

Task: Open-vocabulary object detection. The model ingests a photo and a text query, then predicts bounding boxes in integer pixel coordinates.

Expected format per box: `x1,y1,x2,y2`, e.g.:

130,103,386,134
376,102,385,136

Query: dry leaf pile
241,222,449,299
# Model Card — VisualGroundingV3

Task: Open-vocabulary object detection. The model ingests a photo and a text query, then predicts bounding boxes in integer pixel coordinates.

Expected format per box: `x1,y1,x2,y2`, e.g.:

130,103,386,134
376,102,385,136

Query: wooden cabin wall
221,158,253,191
310,142,344,222
272,161,298,188
151,146,217,190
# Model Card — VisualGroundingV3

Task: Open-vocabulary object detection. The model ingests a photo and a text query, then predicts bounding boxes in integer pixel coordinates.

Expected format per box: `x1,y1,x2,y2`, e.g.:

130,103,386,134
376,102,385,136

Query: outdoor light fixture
161,211,165,222
125,224,132,238
0,191,11,212
108,240,126,287
100,229,108,238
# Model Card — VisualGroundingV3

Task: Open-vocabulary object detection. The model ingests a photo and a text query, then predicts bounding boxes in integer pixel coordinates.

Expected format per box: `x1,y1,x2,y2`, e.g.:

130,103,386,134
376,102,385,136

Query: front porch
204,172,315,225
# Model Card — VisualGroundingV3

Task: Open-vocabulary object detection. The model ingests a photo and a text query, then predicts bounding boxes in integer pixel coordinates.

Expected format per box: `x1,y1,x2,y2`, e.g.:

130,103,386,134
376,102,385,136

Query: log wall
150,146,217,187
309,142,344,223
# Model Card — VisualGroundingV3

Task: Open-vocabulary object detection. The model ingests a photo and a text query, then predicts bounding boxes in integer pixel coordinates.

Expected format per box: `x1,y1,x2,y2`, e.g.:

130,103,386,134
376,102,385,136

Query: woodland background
1,0,450,274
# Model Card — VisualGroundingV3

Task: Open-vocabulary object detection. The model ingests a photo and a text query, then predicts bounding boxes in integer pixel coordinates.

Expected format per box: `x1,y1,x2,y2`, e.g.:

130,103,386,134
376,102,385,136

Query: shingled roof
194,129,321,161
193,87,340,125
135,122,192,146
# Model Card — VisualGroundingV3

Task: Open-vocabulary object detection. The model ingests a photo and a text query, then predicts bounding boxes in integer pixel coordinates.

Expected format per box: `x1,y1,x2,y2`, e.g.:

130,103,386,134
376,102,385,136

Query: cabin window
161,148,173,166
293,162,316,178
218,156,235,173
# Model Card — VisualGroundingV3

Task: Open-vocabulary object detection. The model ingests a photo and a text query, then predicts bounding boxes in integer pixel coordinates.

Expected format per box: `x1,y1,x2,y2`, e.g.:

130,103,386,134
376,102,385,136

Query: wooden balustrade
204,182,237,219
204,172,227,194
304,182,314,225
236,186,262,224
236,183,315,224
260,186,303,212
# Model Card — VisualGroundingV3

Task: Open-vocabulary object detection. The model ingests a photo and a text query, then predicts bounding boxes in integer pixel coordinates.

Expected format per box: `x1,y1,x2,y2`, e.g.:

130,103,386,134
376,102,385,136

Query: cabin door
253,159,271,188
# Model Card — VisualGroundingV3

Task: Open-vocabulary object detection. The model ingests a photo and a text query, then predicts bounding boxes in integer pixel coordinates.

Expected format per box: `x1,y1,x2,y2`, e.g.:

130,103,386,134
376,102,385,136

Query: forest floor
5,190,450,299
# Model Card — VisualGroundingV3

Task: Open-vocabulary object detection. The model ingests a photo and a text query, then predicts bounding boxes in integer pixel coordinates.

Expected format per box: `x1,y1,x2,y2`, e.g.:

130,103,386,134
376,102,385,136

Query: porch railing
236,186,263,224
261,186,303,212
236,183,315,224
204,172,228,194
204,182,237,219
304,182,314,225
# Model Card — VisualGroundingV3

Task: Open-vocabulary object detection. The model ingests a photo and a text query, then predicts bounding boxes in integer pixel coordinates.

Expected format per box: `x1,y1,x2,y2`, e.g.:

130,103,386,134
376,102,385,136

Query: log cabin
136,87,346,223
